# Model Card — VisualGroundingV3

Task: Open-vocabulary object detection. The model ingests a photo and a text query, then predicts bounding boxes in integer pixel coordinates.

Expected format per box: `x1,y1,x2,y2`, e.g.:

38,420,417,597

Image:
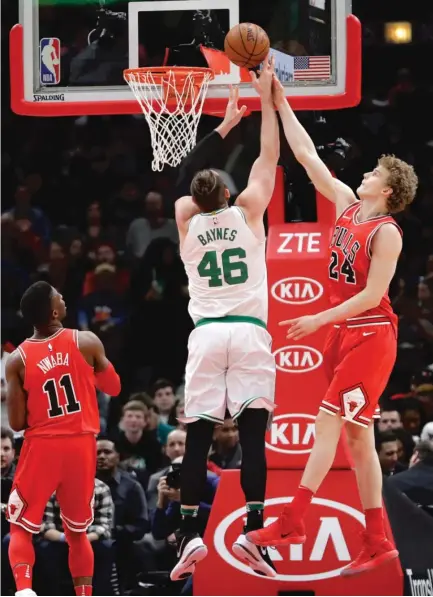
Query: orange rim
124,66,215,86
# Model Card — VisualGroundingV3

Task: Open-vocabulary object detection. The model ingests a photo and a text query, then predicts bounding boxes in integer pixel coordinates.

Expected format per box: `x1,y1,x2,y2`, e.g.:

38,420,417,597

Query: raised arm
78,330,121,396
175,86,247,241
235,56,280,221
272,77,356,217
6,351,27,432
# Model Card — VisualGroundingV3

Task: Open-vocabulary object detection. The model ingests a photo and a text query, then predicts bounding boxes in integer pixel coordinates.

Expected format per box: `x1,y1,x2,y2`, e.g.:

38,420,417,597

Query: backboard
10,0,361,117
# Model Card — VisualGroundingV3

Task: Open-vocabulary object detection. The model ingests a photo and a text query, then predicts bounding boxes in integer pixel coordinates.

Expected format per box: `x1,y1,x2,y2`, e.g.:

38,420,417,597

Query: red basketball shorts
7,434,96,533
319,322,397,428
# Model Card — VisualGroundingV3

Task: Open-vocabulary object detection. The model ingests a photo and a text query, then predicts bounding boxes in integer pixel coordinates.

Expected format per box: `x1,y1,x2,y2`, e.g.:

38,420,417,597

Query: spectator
96,438,149,590
389,441,433,517
375,430,405,476
1,428,15,537
377,407,403,432
78,263,126,367
126,191,178,259
147,429,186,511
150,379,178,427
398,399,426,441
6,184,50,248
82,244,129,296
209,416,242,470
38,478,114,596
1,344,14,430
392,427,416,466
150,457,218,567
113,400,163,475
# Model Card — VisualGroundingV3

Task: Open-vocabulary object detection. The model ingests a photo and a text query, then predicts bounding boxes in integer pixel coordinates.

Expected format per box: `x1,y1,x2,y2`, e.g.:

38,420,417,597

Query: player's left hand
279,314,323,340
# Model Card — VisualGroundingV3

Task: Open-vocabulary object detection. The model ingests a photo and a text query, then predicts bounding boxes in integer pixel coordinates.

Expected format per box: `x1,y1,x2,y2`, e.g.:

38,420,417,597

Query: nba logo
40,38,61,85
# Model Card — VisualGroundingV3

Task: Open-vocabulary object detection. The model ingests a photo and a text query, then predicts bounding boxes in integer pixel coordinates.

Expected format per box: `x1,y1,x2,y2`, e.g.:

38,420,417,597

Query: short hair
414,440,433,465
20,281,53,327
151,378,175,398
375,430,397,452
122,400,148,415
190,170,226,212
378,154,418,213
1,427,15,446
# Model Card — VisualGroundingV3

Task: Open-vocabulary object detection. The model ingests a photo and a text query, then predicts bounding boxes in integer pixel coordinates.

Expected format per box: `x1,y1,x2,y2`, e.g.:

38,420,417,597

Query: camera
165,462,182,490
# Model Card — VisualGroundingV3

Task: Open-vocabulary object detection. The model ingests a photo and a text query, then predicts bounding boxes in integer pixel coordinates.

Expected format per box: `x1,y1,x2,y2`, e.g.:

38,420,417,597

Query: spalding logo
265,413,316,454
214,496,365,581
271,277,323,305
273,345,323,373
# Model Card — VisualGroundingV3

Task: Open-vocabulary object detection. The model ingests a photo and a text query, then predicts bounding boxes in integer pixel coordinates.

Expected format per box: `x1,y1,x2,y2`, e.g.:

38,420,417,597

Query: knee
314,409,341,439
346,429,374,458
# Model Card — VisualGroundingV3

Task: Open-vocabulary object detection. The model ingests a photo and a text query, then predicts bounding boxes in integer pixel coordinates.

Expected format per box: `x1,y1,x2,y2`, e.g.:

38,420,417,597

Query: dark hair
190,169,226,212
392,427,416,464
375,430,397,452
414,440,433,465
1,427,15,446
20,281,53,327
150,378,176,398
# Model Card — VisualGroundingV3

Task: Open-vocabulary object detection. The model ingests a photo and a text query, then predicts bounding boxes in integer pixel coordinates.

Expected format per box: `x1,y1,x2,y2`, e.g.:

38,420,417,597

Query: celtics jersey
181,205,268,324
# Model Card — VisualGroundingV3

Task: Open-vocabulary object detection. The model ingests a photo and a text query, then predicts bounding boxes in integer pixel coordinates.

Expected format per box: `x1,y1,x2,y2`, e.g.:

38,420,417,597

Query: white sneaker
232,533,277,578
170,532,208,581
15,590,37,596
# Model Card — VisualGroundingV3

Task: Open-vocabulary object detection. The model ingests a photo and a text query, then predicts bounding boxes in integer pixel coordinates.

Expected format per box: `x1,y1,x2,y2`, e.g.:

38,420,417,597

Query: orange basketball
224,23,270,69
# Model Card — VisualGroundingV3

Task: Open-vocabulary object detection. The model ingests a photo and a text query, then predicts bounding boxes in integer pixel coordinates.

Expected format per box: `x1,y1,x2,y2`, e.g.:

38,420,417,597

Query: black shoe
232,531,277,578
170,532,208,581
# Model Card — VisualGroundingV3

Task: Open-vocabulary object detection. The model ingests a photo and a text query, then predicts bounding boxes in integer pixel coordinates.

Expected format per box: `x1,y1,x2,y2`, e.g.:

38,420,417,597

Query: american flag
293,56,331,80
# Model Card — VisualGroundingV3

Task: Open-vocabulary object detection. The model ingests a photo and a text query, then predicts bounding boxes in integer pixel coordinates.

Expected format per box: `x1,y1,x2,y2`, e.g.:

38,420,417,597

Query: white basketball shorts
180,316,276,424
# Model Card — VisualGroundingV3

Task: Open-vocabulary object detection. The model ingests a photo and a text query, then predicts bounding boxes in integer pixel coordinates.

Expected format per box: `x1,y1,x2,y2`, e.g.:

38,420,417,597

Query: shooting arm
317,224,402,325
235,97,279,219
277,97,356,213
6,352,27,432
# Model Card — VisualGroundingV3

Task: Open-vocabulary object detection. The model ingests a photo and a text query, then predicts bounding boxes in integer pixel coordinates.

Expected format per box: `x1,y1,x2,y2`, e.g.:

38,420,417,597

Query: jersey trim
199,206,229,216
365,220,402,259
353,206,391,226
73,329,79,349
16,346,26,364
26,328,65,343
337,201,359,222
195,315,266,329
233,205,247,223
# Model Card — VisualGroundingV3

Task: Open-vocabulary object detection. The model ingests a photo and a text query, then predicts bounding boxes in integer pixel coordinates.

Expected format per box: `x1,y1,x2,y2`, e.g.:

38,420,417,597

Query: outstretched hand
250,54,275,101
221,85,248,130
279,314,323,340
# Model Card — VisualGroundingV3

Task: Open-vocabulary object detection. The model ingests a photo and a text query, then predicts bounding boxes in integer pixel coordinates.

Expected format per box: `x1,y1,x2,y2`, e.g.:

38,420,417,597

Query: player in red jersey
247,79,418,575
5,281,121,596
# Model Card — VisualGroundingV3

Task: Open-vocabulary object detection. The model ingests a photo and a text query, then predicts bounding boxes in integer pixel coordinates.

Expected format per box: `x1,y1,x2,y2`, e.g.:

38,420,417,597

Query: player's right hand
250,54,275,101
221,86,248,130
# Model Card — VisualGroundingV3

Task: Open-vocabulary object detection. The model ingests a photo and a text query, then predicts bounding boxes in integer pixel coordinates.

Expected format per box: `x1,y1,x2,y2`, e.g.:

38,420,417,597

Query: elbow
364,292,382,310
9,417,26,433
294,148,314,166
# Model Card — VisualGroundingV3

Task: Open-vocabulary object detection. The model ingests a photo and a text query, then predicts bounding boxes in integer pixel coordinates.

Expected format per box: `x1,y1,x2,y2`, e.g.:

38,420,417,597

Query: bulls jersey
328,202,401,326
181,206,268,324
17,328,99,437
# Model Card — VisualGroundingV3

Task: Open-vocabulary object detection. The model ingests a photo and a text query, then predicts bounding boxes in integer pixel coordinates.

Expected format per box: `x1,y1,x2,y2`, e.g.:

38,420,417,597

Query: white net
124,68,214,172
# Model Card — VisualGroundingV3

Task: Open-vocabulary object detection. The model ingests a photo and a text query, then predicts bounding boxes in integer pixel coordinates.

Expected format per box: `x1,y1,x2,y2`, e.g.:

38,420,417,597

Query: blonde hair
378,154,418,213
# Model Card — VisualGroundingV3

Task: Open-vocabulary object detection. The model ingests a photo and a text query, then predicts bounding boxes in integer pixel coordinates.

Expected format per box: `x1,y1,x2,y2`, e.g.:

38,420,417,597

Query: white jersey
181,205,268,325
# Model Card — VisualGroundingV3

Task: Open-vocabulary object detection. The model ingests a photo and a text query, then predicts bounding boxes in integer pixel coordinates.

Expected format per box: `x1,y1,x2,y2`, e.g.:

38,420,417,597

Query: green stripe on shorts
195,315,266,329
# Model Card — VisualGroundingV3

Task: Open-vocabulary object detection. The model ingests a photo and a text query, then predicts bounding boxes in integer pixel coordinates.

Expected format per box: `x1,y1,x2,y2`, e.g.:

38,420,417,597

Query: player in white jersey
170,56,279,582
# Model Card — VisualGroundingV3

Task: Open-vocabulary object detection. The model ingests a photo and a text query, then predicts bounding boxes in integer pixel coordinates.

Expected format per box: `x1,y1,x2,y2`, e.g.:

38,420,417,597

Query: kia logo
266,413,316,454
271,277,323,305
273,345,323,373
214,496,365,581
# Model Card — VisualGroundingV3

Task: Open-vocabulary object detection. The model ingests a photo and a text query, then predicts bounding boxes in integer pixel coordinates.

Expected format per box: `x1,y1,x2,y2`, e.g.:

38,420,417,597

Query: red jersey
17,328,99,437
328,202,401,326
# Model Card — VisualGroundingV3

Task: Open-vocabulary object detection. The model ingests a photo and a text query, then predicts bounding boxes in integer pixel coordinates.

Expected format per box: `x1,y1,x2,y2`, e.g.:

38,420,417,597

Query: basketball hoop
124,67,214,171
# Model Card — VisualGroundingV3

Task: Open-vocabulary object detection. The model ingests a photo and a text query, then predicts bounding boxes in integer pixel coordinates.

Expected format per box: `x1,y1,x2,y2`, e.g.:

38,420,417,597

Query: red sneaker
246,508,306,547
341,534,399,577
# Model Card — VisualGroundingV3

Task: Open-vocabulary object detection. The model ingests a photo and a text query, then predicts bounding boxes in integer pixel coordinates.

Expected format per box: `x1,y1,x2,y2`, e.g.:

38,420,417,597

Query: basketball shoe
170,532,208,581
246,507,306,547
232,532,276,578
340,533,399,576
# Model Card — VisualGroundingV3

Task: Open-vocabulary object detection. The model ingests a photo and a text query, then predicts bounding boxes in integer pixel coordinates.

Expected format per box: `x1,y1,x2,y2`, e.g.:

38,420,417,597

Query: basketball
224,23,270,69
